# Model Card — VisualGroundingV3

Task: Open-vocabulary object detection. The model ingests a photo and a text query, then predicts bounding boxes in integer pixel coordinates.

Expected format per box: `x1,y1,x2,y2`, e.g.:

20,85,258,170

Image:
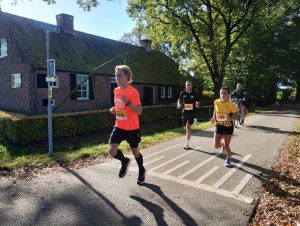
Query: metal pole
46,30,53,156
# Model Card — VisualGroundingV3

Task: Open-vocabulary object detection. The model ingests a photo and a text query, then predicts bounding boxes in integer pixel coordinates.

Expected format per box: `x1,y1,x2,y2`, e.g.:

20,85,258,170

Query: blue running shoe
225,158,232,168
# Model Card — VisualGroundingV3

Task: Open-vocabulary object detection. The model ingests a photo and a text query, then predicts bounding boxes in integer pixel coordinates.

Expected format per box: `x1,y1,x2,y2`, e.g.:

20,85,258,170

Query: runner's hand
110,107,116,115
195,101,200,108
210,117,216,123
177,104,182,109
121,95,128,105
225,115,232,121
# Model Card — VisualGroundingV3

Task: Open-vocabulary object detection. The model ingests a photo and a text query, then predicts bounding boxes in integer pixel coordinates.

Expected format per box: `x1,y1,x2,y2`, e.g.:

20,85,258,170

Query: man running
231,83,248,124
108,65,146,185
177,80,200,149
211,87,237,168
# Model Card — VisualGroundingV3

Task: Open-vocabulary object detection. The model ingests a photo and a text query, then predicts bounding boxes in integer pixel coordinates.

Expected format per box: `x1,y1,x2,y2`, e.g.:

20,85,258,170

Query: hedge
0,104,212,144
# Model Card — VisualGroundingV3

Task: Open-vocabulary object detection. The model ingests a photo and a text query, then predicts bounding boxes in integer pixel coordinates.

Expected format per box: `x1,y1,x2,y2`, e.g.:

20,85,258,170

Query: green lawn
0,106,267,171
0,120,212,171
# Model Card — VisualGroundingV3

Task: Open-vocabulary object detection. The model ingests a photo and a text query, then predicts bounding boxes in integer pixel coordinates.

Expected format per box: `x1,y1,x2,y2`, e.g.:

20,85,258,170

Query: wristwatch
126,101,131,106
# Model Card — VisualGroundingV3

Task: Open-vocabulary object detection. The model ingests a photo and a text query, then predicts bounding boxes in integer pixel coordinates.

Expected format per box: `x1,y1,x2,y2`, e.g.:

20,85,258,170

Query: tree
127,0,271,97
119,27,143,46
225,0,300,103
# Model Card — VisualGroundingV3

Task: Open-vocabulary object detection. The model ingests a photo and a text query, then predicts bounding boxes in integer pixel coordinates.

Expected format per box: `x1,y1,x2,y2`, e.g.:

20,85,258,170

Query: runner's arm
110,107,116,115
210,110,216,123
127,102,142,115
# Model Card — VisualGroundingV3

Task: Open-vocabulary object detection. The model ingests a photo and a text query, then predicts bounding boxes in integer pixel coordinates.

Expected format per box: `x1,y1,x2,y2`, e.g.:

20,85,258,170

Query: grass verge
0,120,212,171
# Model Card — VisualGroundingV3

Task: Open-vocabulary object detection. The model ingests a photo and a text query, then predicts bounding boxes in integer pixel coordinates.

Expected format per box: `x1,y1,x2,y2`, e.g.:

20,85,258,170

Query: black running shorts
109,127,141,148
182,115,194,126
216,125,234,135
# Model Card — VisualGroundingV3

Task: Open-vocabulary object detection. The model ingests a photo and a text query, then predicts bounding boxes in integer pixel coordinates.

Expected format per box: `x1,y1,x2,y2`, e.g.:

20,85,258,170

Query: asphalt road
0,110,299,226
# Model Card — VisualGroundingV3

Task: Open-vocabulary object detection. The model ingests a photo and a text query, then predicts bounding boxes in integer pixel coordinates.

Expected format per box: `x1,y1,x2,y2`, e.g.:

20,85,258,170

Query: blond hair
115,65,133,83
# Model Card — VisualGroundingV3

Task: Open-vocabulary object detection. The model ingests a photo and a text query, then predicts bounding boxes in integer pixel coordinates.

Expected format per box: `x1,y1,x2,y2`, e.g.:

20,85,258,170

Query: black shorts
109,127,141,148
216,125,234,135
182,115,194,126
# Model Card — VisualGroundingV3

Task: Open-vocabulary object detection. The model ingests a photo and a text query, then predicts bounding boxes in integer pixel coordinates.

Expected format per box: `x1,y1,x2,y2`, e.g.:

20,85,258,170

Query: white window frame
160,86,166,99
167,87,172,98
50,76,59,88
0,38,8,58
11,73,22,89
76,74,89,100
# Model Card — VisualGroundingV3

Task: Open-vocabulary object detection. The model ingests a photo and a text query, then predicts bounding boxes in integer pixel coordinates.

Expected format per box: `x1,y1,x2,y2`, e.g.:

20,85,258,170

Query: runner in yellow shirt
211,87,237,167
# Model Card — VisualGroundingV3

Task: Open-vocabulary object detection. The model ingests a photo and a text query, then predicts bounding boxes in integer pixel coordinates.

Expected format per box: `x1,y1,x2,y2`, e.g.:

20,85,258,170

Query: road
0,110,299,226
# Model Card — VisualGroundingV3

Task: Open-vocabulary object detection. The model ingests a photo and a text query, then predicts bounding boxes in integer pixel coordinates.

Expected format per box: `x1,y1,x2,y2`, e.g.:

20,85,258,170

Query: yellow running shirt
214,99,237,127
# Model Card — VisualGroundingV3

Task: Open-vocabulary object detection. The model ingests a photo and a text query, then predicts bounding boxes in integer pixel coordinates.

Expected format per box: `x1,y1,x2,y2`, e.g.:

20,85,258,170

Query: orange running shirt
114,85,141,130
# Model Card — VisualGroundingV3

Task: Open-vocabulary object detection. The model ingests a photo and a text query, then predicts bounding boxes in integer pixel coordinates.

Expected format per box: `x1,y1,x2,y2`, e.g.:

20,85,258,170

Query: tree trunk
296,79,300,101
212,71,223,100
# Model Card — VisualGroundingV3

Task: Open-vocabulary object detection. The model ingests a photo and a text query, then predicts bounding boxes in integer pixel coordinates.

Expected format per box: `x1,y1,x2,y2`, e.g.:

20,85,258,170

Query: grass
0,120,212,171
0,106,267,172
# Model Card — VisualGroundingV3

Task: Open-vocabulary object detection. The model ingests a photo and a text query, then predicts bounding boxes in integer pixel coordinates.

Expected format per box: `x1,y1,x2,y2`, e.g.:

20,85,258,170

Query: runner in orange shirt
109,65,146,185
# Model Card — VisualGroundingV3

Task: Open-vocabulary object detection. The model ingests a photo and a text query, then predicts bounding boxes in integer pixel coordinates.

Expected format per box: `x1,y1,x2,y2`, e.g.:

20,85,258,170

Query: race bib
184,104,193,110
216,113,227,122
116,109,127,120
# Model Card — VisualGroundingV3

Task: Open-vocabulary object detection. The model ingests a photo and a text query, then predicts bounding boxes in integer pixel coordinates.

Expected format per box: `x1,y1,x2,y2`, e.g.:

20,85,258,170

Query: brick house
0,12,184,115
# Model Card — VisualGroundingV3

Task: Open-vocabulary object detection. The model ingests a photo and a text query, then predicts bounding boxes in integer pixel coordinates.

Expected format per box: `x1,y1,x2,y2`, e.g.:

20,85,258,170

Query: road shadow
130,196,169,226
190,147,243,157
138,183,198,226
240,125,300,136
63,167,142,226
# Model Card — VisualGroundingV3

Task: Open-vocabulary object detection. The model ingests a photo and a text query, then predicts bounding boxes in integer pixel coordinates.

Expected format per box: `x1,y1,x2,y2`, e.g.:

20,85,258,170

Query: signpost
35,21,60,156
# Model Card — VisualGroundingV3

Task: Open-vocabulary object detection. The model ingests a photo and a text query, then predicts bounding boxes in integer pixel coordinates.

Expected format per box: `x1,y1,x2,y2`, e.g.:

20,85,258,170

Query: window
51,76,59,88
11,73,21,88
160,86,166,99
76,74,89,100
0,38,8,58
37,74,47,88
167,87,172,98
37,74,59,88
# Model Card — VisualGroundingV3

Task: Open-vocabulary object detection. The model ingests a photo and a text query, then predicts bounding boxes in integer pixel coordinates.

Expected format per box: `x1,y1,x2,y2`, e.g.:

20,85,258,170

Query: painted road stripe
132,156,165,168
101,162,254,204
232,174,253,194
162,160,190,175
178,153,221,179
195,166,219,183
212,154,252,189
144,144,181,160
149,150,194,172
131,144,181,166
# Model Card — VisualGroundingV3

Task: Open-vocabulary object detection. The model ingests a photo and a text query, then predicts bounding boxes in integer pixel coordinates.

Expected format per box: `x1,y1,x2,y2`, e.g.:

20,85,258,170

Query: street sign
46,76,56,82
47,59,56,76
34,21,60,33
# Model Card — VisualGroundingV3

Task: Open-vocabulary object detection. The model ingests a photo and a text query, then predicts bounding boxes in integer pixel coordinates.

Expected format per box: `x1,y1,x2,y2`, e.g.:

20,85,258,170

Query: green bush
0,104,213,144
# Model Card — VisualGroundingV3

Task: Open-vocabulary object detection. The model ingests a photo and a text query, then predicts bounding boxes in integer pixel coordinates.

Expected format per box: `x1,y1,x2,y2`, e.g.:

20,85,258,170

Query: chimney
140,39,152,52
56,13,74,32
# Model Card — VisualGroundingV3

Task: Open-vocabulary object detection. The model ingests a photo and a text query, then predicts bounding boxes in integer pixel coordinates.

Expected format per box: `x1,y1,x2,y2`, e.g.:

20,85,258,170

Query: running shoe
119,158,131,178
137,167,146,185
184,143,190,150
225,158,232,168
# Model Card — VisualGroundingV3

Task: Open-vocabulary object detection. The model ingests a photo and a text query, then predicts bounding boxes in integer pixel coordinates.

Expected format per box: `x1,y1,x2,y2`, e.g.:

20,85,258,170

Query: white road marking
132,156,165,168
232,174,253,194
162,160,190,175
212,154,252,188
195,166,219,183
149,150,194,172
178,153,221,179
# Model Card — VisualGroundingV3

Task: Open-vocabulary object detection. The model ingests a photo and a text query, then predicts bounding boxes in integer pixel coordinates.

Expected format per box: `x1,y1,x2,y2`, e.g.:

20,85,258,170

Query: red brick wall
0,16,33,114
35,71,112,113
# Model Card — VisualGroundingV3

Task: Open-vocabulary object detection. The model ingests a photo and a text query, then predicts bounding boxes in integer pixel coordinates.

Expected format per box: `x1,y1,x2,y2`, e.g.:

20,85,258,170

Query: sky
0,0,136,40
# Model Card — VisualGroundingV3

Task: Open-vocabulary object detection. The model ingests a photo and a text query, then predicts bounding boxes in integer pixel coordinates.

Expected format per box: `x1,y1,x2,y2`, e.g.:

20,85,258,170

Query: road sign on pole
35,21,60,156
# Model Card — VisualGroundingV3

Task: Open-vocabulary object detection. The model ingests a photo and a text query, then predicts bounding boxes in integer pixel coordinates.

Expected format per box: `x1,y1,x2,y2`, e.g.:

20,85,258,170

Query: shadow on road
130,196,169,226
136,183,198,226
64,167,142,226
240,125,300,136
